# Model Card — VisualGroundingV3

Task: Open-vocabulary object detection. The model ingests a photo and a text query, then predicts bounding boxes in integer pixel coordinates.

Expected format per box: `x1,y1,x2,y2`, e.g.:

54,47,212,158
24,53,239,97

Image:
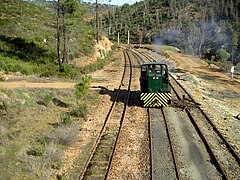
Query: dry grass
0,87,84,179
47,125,79,146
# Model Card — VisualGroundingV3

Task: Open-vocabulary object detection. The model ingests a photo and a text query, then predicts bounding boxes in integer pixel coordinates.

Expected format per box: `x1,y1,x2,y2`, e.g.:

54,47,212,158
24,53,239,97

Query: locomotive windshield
141,63,167,75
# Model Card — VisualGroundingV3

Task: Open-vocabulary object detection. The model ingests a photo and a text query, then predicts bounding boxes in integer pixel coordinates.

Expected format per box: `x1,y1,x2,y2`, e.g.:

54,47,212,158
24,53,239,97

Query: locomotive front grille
140,92,171,107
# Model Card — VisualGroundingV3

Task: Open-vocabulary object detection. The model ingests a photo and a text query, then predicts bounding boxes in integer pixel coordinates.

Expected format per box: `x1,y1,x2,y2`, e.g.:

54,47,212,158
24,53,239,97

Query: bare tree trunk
108,11,111,37
96,0,99,43
57,0,61,67
198,36,204,58
156,9,160,30
62,8,67,64
67,35,70,64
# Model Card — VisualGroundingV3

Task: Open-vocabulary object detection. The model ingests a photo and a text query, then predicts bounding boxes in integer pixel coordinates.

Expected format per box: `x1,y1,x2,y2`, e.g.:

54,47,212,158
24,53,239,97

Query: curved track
79,50,132,180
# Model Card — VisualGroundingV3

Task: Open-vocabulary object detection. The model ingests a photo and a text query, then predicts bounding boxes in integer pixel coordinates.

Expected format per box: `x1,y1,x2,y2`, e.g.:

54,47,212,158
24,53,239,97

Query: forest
99,0,240,66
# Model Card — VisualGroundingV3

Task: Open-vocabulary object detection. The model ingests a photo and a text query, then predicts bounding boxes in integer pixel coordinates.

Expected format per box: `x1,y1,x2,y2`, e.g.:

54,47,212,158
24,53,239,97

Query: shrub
47,126,78,146
216,49,230,62
0,100,8,112
27,146,44,157
75,75,91,100
37,63,58,77
69,104,87,118
80,50,114,74
111,44,117,51
217,61,232,70
42,93,53,107
235,63,240,71
37,136,50,146
0,55,36,75
59,64,79,79
59,114,73,126
43,143,62,169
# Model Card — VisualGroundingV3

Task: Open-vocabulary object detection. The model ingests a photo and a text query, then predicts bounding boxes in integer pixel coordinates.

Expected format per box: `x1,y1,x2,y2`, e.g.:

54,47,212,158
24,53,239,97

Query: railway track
79,50,132,179
148,108,179,179
170,74,240,179
136,50,240,179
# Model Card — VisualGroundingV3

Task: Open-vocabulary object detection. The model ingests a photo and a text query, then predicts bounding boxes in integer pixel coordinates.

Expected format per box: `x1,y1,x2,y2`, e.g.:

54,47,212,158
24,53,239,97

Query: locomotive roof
141,62,168,66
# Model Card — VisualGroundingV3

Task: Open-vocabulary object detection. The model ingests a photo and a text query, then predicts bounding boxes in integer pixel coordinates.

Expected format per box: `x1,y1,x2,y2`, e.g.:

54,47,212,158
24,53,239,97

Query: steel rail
147,108,154,180
161,108,180,180
140,49,240,166
169,73,240,165
79,49,129,180
131,49,179,179
128,49,146,64
138,50,240,178
170,82,227,179
105,50,133,179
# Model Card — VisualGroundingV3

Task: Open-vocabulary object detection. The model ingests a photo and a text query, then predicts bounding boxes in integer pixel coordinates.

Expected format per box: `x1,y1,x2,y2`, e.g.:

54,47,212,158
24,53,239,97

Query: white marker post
118,32,119,44
231,66,235,79
127,30,130,44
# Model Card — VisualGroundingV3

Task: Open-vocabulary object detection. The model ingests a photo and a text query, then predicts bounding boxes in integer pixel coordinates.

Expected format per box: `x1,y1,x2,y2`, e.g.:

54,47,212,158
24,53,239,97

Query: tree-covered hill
99,0,240,65
0,0,95,76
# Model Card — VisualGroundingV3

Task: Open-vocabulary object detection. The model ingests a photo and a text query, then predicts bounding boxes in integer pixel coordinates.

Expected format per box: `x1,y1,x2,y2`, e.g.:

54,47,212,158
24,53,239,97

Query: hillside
0,0,95,77
99,0,240,66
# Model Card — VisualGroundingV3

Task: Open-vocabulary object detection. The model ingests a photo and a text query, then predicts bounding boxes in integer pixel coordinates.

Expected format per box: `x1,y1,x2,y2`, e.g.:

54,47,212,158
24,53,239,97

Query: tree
62,0,80,64
56,0,80,66
216,49,230,62
231,30,238,64
95,0,111,43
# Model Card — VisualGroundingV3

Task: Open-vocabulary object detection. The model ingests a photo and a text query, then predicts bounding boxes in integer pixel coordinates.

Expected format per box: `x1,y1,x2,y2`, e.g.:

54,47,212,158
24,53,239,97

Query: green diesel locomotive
140,62,171,107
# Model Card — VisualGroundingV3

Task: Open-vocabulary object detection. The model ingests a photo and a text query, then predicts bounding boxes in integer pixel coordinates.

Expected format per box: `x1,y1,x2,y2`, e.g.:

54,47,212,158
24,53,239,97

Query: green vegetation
75,75,91,100
59,114,73,126
159,45,180,52
99,0,240,66
235,63,240,71
80,50,115,74
0,55,38,75
69,104,87,118
0,0,95,77
216,49,231,62
0,74,92,178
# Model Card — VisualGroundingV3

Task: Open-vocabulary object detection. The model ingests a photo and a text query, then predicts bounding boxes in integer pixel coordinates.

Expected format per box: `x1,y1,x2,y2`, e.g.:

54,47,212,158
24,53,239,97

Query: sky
83,0,142,6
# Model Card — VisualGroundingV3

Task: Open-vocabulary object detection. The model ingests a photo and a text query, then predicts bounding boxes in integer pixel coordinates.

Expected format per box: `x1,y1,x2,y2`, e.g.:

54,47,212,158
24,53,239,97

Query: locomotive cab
140,62,171,107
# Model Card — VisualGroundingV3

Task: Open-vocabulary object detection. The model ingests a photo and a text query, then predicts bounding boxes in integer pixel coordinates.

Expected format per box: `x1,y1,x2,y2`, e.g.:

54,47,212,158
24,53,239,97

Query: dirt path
0,80,114,90
0,81,76,89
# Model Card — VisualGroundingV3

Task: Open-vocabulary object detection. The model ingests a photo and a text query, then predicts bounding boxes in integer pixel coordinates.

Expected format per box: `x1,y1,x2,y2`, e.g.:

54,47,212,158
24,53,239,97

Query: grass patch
59,114,73,126
0,88,79,178
0,55,38,75
205,59,233,71
0,63,94,178
69,104,87,119
0,54,81,79
158,45,180,52
20,143,62,178
27,146,44,157
47,125,78,146
80,51,115,74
